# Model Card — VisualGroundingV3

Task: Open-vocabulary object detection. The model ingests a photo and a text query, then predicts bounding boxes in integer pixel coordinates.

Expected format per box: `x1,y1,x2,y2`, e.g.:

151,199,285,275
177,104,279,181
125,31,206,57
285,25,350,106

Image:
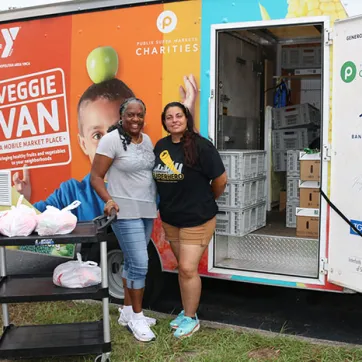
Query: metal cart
0,214,115,362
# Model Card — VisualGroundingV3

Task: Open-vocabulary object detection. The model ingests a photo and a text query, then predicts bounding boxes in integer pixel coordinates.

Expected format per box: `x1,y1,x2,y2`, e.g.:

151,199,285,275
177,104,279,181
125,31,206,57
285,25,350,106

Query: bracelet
105,199,115,206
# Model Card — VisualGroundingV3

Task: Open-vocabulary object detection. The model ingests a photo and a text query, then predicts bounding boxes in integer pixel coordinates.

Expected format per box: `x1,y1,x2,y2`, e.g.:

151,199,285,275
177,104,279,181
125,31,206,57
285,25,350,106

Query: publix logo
156,10,177,34
341,61,358,83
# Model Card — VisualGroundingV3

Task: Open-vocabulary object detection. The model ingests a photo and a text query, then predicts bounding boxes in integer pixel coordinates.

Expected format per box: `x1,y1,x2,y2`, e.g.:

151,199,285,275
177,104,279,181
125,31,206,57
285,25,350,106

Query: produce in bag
36,200,81,236
53,253,101,288
0,196,37,237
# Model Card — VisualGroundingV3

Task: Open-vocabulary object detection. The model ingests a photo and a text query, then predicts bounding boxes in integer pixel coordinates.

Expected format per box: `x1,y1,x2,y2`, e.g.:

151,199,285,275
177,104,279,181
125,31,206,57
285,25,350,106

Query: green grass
1,301,362,362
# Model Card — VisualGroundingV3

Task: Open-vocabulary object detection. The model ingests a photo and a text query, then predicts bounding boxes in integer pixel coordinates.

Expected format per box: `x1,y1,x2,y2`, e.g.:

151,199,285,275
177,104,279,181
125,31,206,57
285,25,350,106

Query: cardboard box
279,191,286,211
297,216,319,238
299,188,320,208
300,160,320,181
296,207,319,239
299,152,320,181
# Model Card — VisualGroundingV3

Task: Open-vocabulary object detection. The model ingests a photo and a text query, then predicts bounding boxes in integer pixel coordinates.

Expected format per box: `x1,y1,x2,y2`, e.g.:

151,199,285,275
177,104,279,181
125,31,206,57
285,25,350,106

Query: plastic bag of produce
36,201,81,236
53,253,101,288
0,196,37,237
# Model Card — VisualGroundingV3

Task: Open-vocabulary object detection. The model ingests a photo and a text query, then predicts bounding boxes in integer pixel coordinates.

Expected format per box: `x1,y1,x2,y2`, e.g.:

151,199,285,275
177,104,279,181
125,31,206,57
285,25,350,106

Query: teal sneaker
170,310,185,329
173,315,200,339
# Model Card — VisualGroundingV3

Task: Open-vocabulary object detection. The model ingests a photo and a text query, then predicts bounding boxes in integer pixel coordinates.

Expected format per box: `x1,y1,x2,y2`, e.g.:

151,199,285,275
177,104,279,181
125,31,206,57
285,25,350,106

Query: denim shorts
111,218,154,289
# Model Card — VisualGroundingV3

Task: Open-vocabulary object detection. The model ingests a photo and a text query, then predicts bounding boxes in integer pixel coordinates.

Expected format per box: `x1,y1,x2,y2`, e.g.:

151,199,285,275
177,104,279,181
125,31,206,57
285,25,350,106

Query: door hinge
320,258,329,275
325,28,333,45
323,144,331,161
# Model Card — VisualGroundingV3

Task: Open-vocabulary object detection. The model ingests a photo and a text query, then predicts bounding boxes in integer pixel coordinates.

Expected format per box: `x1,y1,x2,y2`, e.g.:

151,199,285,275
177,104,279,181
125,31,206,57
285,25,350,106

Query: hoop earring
118,120,123,126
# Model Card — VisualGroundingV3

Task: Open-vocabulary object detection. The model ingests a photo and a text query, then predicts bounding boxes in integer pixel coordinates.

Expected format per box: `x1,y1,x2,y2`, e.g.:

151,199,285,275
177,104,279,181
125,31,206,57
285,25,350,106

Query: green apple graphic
86,46,119,84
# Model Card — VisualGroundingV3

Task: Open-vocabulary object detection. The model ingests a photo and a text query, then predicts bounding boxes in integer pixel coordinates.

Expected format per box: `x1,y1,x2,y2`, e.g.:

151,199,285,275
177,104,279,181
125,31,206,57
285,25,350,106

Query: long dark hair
161,102,199,167
108,97,146,151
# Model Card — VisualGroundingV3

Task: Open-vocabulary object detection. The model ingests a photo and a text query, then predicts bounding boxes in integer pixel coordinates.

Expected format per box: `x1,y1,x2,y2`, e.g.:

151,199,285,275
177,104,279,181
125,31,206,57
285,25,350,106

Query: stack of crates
286,150,300,228
281,47,322,69
272,103,320,172
216,150,267,237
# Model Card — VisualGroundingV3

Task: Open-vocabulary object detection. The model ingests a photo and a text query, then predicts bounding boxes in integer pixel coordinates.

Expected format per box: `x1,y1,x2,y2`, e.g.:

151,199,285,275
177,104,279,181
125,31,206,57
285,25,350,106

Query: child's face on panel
77,98,121,163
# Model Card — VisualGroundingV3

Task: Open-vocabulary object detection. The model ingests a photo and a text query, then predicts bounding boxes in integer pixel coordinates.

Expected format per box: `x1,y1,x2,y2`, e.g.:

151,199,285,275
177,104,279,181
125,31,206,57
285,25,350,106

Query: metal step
215,233,319,278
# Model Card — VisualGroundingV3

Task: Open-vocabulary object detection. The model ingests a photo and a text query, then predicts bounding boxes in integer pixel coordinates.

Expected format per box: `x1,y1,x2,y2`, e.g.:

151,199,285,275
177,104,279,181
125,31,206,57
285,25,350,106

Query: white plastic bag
0,196,37,237
36,201,81,236
53,253,101,288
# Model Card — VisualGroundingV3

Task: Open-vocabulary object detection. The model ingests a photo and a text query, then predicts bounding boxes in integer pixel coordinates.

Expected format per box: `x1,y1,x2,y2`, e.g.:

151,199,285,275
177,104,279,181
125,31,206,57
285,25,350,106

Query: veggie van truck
1,0,362,303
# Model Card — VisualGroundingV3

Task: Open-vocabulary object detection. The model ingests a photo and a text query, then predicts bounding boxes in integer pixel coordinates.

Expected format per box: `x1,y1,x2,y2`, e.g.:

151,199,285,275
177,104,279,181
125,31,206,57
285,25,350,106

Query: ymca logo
0,27,20,58
156,10,177,34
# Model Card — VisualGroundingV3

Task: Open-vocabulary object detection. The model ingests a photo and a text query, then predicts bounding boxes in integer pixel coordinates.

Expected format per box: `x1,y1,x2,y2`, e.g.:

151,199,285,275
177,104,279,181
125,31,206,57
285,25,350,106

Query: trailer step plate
215,234,319,278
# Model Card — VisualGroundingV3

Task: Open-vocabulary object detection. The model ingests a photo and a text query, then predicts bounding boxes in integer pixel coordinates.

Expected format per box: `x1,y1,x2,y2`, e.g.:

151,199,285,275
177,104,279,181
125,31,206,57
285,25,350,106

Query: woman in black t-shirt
153,102,227,338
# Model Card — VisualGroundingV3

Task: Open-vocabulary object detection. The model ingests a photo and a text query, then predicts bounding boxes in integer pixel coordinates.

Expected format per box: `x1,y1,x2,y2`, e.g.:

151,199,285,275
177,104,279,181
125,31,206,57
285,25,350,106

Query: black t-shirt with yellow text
153,135,225,228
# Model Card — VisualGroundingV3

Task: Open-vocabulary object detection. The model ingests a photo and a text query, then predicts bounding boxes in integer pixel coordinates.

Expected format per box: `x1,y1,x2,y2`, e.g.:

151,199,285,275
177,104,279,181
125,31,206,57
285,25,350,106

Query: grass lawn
1,301,362,362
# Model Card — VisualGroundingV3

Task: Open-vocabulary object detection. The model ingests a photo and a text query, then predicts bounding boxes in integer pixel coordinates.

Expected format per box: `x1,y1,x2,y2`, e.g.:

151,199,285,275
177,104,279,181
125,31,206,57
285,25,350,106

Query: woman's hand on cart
93,201,118,232
93,207,117,232
104,200,119,217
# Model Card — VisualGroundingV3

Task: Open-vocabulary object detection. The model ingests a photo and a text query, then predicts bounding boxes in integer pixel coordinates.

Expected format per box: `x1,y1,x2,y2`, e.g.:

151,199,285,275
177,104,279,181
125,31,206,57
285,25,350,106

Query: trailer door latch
320,258,329,275
325,28,333,45
323,144,331,161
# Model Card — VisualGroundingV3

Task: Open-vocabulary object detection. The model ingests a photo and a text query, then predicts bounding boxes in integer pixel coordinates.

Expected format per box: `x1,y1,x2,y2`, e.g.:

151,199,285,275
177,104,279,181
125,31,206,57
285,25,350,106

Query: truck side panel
0,1,201,272
0,0,357,292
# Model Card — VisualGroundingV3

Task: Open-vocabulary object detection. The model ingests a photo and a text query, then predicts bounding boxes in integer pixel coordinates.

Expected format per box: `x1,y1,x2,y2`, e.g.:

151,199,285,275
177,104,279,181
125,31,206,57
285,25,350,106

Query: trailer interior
214,21,324,279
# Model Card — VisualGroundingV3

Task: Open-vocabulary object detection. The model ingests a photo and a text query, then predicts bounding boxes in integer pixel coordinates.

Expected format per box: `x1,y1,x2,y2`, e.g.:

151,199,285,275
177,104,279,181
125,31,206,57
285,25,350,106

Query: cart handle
93,208,117,232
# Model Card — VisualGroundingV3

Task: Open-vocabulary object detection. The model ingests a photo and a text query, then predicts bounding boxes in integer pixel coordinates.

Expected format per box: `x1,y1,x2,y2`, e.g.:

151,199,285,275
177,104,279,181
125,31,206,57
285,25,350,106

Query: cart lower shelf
0,321,111,359
0,274,108,303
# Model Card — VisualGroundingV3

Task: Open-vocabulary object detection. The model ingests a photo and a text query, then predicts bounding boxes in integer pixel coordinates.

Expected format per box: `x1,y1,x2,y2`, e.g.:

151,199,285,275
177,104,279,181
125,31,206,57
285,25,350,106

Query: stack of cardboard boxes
296,152,320,238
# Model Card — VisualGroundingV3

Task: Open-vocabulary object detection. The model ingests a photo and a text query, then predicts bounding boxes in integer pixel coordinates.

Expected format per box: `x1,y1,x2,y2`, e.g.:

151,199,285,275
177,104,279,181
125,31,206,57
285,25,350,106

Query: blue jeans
111,218,154,289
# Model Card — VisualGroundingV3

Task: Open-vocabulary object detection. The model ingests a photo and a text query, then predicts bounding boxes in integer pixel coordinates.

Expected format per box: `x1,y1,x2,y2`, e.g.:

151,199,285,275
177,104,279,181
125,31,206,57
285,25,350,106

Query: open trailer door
328,15,362,292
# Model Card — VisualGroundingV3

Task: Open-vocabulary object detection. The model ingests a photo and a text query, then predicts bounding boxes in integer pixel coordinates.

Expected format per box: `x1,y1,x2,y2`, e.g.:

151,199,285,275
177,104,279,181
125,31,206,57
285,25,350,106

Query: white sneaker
127,318,156,342
118,308,157,327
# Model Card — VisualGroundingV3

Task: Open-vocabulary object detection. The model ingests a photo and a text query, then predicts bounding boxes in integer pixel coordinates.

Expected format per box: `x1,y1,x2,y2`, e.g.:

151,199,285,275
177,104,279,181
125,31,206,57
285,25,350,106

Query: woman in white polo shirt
90,97,157,343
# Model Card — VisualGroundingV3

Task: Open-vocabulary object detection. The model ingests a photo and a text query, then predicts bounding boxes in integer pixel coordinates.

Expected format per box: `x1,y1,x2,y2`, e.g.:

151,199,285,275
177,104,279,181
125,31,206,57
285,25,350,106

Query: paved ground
151,273,362,345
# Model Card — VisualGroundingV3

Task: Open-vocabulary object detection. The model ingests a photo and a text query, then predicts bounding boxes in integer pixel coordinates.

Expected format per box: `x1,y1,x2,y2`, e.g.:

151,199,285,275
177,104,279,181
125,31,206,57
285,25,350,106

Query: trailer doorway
210,17,329,281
